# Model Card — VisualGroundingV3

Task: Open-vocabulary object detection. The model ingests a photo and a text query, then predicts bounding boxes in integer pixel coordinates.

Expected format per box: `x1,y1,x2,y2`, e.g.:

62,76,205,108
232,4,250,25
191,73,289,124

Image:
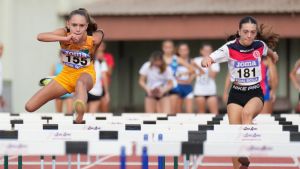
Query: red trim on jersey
229,46,264,61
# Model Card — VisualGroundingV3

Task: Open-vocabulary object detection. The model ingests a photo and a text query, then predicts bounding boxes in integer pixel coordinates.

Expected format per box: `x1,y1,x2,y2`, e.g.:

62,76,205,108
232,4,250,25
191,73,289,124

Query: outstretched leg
25,80,68,112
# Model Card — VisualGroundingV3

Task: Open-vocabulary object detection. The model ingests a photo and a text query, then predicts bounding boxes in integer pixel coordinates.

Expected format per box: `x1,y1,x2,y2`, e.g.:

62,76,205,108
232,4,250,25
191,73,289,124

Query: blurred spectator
139,51,173,113
193,44,220,114
0,42,5,109
169,43,195,113
98,41,114,112
88,49,109,112
50,53,73,114
258,24,279,114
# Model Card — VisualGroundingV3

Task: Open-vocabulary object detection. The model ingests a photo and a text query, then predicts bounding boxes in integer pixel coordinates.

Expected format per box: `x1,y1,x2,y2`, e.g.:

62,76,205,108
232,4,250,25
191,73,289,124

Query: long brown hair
257,24,279,50
67,8,98,36
149,51,167,74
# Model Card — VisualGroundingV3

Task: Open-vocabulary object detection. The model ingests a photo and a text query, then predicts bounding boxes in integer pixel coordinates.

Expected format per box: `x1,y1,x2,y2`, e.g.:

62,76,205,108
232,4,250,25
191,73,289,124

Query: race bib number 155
61,49,91,69
63,55,91,69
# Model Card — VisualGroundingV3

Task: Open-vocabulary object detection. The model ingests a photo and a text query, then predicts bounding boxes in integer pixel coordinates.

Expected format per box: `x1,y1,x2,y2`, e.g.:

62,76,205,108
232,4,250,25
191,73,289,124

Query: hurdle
1,112,300,169
0,140,132,169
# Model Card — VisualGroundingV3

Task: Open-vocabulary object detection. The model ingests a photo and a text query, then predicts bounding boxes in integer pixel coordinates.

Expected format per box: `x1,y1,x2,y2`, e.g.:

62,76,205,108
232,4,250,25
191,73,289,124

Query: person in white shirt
162,40,194,114
0,42,4,109
193,44,220,114
139,51,174,114
87,49,109,112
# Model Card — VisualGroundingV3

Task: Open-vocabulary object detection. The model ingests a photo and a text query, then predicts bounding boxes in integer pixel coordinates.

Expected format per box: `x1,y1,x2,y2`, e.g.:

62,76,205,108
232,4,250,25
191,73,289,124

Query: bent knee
242,110,253,117
76,79,84,86
76,78,93,91
25,102,36,112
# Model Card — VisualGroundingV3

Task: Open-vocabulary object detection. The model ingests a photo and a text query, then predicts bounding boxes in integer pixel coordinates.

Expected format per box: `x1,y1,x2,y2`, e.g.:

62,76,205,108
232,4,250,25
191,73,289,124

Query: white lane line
81,155,115,169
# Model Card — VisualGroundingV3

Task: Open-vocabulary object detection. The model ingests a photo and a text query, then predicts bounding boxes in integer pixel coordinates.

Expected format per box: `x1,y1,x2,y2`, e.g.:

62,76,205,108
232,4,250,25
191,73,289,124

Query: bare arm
188,73,197,84
267,49,279,63
267,57,279,102
223,72,231,103
161,80,173,95
139,75,151,96
107,67,113,77
102,71,109,96
178,57,195,74
192,61,205,75
268,57,279,93
101,71,110,102
193,58,218,78
93,29,104,53
201,56,214,67
37,28,70,42
290,60,300,91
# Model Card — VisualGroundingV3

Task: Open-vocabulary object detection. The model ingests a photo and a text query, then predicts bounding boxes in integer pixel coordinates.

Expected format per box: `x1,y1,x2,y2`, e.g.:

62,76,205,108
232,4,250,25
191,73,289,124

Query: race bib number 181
233,60,260,83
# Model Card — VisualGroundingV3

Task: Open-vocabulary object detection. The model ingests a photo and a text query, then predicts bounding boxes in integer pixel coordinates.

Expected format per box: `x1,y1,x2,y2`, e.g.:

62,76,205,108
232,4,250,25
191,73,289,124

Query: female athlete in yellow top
25,8,104,123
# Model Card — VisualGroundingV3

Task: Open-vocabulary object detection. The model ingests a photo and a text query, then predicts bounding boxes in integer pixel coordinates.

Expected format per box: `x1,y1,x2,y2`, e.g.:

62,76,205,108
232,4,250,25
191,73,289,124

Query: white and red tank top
210,39,268,86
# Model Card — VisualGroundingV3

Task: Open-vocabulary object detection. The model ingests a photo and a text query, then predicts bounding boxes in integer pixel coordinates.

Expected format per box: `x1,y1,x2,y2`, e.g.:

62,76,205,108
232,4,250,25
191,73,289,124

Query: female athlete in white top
193,44,220,114
87,48,109,112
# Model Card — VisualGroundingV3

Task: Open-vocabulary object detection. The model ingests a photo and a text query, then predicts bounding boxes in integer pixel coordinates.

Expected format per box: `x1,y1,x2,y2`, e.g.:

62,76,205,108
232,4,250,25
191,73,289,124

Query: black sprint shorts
227,83,264,107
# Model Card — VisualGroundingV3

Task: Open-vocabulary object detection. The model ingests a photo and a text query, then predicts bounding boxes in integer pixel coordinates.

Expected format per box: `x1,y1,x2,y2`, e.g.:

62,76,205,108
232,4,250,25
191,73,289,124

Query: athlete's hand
201,57,213,68
63,34,76,42
151,88,161,97
157,88,166,98
146,88,153,97
71,34,81,43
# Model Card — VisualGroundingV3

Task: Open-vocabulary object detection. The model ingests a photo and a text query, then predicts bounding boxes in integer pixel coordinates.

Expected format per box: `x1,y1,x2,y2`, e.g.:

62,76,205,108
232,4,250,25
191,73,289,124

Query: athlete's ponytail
257,24,279,50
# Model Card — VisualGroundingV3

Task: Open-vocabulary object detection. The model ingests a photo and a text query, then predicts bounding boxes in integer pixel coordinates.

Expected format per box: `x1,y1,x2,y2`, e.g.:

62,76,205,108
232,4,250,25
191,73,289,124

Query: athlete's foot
73,100,86,123
39,76,55,86
238,157,250,169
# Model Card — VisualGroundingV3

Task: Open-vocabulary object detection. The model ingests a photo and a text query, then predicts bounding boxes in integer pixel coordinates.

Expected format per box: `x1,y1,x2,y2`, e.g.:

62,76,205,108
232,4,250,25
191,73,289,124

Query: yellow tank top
60,35,95,71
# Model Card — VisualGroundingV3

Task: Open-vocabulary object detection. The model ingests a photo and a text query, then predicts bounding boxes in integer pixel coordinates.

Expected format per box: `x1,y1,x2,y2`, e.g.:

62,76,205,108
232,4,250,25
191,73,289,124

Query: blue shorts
170,84,193,98
60,93,73,100
264,90,271,101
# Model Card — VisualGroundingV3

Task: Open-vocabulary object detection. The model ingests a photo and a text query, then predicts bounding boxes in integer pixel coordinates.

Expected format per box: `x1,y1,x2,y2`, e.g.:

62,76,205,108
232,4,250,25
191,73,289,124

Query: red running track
1,155,300,169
